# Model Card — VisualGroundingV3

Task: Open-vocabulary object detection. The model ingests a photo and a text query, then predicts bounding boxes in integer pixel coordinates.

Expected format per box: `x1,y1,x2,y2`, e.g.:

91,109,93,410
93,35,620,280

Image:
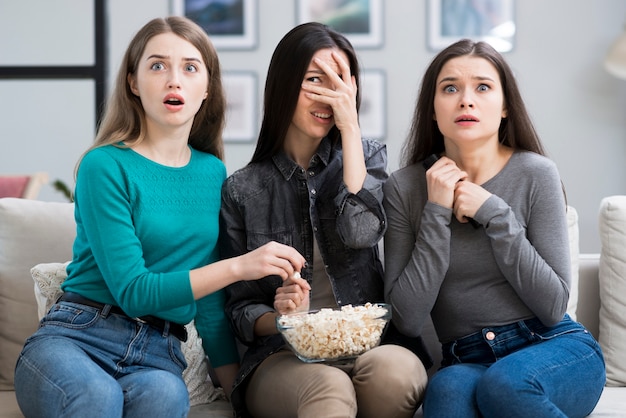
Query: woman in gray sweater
383,39,606,417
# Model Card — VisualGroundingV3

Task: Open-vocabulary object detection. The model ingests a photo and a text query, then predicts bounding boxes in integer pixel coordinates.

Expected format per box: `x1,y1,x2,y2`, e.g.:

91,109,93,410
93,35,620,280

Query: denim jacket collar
272,136,333,180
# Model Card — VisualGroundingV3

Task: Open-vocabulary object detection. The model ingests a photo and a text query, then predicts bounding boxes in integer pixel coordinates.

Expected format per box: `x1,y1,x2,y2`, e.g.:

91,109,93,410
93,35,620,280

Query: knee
125,371,190,415
142,371,190,402
425,364,484,401
355,345,428,394
476,365,526,402
307,366,355,399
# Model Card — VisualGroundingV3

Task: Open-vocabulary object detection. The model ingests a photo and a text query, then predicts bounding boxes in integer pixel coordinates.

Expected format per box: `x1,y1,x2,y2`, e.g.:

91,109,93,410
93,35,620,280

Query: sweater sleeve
382,170,452,338
474,160,570,326
195,290,240,367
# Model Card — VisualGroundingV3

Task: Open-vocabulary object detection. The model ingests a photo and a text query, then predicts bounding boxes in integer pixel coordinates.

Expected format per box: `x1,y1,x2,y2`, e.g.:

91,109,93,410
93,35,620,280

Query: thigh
423,363,486,418
477,332,605,418
245,350,357,418
119,370,190,418
352,345,427,418
15,336,124,418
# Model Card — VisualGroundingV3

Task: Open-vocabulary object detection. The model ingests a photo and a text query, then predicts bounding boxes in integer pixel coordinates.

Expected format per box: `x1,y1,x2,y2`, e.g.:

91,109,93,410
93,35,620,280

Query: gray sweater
383,151,571,343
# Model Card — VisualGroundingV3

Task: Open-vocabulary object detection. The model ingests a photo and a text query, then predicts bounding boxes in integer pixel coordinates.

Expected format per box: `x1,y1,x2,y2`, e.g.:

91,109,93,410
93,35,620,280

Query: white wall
1,0,625,253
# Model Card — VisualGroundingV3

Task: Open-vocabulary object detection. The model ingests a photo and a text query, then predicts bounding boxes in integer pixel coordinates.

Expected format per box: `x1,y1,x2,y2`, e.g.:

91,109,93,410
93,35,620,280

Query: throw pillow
598,195,626,386
30,262,225,405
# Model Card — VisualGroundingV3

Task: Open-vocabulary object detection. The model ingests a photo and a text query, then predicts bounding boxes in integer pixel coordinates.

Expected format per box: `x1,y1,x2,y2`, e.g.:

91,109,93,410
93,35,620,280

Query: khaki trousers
245,344,428,418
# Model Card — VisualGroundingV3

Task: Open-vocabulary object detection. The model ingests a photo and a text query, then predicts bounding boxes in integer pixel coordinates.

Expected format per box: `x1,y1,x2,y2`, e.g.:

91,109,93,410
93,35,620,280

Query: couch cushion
598,195,626,386
0,198,75,390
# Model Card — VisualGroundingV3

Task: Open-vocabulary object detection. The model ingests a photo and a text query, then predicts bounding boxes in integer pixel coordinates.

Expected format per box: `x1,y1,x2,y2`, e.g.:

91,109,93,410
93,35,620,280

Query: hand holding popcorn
274,271,310,315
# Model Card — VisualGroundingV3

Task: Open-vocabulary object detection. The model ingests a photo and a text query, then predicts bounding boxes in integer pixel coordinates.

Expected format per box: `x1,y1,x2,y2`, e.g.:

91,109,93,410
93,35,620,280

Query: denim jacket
220,137,429,417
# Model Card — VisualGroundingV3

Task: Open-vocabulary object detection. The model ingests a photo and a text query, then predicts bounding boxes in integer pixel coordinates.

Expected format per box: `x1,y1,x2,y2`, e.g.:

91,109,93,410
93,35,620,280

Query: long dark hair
402,39,545,167
250,22,361,164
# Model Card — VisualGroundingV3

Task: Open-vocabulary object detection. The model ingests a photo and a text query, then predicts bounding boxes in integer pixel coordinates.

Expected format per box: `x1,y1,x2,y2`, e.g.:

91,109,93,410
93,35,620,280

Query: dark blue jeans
423,315,606,418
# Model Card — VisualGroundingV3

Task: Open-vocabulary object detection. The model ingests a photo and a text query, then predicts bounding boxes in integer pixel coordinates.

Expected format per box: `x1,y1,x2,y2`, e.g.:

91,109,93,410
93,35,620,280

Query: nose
167,70,182,89
459,91,474,108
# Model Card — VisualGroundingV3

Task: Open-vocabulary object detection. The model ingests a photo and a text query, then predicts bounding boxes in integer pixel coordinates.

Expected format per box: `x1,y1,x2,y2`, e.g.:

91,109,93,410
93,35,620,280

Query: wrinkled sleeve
219,178,276,345
473,162,570,326
335,139,388,248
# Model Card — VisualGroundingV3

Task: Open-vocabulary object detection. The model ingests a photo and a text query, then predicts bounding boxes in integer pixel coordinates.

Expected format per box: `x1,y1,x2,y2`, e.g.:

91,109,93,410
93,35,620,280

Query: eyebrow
146,54,202,63
438,75,495,85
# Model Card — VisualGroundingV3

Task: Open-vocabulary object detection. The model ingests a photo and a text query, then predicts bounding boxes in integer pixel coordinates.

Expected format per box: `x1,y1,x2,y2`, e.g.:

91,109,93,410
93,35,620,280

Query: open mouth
164,94,185,106
164,98,183,106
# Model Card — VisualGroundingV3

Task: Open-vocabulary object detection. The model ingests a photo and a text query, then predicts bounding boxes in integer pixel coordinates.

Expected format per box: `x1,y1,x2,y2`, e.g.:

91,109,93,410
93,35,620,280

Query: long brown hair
76,16,225,175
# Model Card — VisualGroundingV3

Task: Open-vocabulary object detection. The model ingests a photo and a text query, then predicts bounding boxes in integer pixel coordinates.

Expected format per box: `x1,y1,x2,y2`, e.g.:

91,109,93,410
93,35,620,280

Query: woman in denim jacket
220,22,429,418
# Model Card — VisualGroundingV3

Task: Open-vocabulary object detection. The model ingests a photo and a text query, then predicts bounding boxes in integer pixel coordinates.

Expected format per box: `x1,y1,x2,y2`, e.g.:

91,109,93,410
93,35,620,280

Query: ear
127,73,139,96
203,91,208,100
502,107,507,118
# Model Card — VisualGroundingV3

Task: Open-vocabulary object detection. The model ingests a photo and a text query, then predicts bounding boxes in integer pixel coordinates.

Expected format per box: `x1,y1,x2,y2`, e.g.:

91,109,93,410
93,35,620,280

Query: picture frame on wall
296,0,383,49
427,0,515,52
359,70,386,141
222,71,257,142
171,0,257,50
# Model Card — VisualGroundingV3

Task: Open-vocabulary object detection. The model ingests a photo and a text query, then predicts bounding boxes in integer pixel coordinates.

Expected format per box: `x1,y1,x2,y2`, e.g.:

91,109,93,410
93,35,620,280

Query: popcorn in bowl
276,303,391,363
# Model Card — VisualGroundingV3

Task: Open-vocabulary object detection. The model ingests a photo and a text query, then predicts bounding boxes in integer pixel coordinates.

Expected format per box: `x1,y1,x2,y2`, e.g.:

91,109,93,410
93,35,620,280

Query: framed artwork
222,71,258,142
427,0,515,52
171,0,257,50
296,0,383,49
359,70,386,141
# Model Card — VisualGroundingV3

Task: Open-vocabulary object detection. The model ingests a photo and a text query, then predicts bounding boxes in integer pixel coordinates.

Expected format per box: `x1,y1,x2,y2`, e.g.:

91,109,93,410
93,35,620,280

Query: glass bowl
276,303,391,363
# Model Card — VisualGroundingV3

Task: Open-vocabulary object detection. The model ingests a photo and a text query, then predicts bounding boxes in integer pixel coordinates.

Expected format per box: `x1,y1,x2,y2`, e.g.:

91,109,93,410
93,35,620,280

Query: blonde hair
76,16,225,175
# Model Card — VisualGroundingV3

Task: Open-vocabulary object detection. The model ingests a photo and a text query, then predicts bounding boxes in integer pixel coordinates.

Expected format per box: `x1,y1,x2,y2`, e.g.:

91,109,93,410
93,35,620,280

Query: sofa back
598,195,626,387
0,198,75,390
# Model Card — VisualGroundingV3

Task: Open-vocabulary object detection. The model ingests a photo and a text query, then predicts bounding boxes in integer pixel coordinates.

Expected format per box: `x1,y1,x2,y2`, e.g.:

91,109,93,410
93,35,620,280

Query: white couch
1,196,625,417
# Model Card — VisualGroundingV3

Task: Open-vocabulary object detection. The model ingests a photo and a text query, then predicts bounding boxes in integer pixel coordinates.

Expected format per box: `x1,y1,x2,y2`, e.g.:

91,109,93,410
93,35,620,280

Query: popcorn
276,303,390,361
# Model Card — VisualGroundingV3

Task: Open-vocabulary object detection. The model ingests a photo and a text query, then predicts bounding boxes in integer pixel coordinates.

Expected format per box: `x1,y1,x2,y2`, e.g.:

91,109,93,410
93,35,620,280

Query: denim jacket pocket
247,230,293,250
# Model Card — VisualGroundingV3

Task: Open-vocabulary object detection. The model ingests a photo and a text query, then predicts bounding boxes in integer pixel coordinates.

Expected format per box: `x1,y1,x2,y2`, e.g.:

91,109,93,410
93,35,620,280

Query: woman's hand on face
453,180,491,224
274,273,310,315
301,51,359,135
425,156,468,209
237,241,305,282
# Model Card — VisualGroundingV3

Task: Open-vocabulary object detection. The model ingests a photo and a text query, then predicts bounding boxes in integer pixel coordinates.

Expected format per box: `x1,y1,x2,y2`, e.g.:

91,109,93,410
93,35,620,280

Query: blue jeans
14,300,190,418
423,315,605,418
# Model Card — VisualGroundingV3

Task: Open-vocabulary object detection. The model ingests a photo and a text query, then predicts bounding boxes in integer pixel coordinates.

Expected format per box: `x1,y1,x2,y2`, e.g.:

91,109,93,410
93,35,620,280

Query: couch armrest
576,253,600,339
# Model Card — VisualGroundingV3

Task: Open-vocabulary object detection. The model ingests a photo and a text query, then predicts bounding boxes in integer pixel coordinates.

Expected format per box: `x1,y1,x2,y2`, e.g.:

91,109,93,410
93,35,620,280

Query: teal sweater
63,144,238,366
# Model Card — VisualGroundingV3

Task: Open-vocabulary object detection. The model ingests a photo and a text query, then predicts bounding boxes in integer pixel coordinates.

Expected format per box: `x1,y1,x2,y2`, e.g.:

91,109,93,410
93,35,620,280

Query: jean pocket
41,302,101,330
532,316,587,341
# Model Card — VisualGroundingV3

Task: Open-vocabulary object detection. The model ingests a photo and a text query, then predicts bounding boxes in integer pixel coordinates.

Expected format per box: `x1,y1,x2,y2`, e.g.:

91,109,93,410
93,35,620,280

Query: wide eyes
149,61,199,73
442,83,490,93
